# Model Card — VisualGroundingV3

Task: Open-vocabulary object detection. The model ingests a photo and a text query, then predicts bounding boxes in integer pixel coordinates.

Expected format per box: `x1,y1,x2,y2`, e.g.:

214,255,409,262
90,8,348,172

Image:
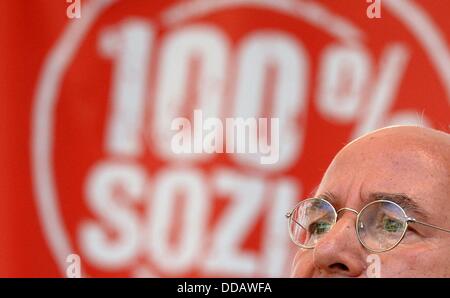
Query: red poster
1,0,449,277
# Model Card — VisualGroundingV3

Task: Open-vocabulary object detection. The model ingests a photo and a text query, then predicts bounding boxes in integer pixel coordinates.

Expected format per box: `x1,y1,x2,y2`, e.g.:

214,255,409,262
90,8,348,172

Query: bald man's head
335,125,450,180
292,126,450,278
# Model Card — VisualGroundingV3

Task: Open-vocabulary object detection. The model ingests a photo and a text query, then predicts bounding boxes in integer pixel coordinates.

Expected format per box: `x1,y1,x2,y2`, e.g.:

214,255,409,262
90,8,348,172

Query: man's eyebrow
369,192,430,221
315,191,430,221
317,191,337,205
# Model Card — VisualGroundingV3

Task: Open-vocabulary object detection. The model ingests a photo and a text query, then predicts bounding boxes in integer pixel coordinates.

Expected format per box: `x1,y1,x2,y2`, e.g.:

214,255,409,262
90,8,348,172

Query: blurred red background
0,0,449,277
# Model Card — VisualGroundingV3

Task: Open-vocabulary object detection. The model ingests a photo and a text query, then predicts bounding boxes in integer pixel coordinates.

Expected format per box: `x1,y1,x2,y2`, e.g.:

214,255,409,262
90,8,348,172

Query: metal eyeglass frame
285,198,450,253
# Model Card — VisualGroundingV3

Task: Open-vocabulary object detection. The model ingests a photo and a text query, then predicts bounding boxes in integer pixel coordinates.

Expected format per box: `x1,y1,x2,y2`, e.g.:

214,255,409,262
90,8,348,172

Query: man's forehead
333,136,440,170
314,126,450,222
335,126,450,169
322,127,449,195
315,157,446,221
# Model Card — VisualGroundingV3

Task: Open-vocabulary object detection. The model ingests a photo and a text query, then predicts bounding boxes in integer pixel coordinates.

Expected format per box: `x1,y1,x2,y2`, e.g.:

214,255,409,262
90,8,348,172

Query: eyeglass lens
288,199,408,252
288,198,336,248
357,201,407,251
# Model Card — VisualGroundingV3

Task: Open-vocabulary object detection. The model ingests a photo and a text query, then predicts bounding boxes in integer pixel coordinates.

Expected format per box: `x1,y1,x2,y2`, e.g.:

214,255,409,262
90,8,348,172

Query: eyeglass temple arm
408,218,450,233
286,212,307,230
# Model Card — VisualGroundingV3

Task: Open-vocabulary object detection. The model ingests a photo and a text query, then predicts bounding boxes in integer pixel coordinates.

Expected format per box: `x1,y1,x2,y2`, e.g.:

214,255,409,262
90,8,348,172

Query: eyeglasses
286,198,450,253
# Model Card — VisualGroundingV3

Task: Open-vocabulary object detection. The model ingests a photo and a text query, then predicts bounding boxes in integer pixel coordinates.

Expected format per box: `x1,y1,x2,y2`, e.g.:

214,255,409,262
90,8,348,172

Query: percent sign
351,43,429,139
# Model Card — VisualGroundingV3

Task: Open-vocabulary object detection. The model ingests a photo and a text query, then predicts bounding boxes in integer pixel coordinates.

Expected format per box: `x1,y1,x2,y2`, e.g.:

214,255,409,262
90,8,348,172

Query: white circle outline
31,0,450,275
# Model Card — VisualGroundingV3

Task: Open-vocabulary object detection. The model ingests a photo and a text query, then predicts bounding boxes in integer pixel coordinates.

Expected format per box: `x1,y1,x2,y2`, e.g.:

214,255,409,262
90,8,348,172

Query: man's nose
312,212,367,277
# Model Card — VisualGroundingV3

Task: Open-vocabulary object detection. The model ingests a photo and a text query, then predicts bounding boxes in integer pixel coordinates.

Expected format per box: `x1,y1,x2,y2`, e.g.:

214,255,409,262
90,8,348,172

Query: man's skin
291,126,450,277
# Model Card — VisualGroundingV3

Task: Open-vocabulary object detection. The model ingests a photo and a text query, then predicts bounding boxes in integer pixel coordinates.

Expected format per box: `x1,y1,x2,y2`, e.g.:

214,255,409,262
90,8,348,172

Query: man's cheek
379,248,440,277
291,250,314,277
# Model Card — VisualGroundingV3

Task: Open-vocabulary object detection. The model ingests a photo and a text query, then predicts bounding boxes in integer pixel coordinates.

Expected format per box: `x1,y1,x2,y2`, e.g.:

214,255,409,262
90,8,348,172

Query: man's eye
309,221,332,235
382,217,404,233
